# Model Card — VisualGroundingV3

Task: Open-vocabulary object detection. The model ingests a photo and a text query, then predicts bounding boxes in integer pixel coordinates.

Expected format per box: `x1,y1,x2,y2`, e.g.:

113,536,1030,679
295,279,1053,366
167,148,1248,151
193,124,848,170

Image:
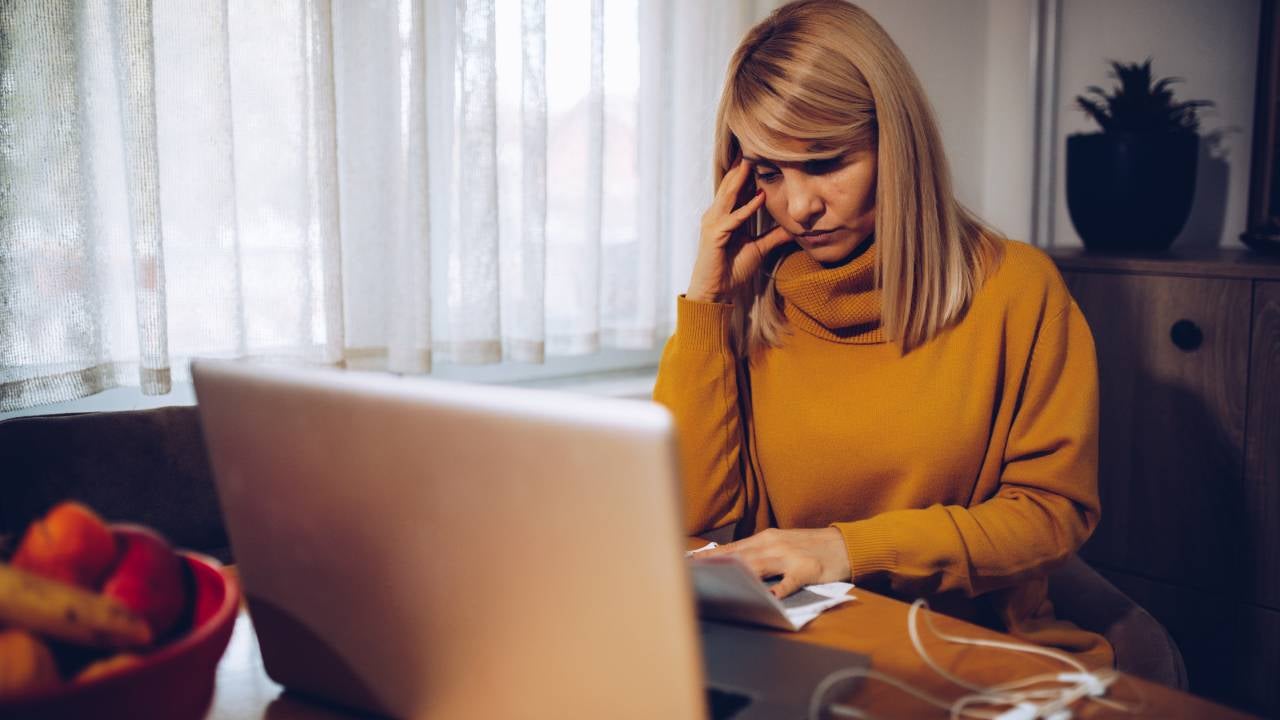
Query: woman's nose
787,182,824,230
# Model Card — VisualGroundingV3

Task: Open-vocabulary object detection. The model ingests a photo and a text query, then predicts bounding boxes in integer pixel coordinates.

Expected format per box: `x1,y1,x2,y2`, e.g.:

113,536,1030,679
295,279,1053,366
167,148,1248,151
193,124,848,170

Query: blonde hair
713,0,1004,356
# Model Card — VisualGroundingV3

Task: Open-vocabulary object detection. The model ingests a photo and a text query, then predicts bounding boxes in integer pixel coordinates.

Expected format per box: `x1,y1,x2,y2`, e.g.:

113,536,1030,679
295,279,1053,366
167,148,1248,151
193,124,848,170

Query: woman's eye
754,170,780,184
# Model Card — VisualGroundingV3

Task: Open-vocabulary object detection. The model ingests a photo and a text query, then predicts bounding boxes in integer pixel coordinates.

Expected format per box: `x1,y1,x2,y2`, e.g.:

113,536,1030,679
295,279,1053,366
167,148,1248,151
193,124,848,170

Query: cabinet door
1100,568,1280,717
1247,281,1280,610
1062,271,1254,601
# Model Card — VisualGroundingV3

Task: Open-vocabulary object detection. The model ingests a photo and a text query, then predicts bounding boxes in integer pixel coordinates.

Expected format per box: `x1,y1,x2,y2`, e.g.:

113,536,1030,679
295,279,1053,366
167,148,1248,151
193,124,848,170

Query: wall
861,0,1037,243
1052,0,1261,249
859,1,1010,232
858,0,1260,249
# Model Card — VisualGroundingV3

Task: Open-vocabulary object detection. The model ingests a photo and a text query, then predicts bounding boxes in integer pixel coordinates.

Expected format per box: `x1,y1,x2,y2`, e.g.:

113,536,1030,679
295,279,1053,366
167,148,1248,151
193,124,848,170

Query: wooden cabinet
1247,282,1280,601
1050,249,1280,717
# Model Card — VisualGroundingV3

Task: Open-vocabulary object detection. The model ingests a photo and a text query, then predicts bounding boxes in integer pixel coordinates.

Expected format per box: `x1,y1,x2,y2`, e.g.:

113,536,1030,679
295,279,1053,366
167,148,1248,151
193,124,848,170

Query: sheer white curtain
0,0,776,412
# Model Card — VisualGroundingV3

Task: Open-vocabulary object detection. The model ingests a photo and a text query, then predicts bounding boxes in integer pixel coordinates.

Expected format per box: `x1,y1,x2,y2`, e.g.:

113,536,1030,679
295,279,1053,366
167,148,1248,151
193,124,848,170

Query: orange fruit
0,629,61,698
12,502,118,590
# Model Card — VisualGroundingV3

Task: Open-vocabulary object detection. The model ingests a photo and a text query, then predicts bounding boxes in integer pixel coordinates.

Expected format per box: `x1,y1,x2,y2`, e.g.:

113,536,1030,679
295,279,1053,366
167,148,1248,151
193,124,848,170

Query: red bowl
0,531,240,720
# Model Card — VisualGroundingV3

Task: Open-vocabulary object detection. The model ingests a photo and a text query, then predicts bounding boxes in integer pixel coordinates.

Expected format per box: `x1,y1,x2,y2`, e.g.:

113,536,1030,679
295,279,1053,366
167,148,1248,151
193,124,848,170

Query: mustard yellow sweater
654,238,1113,665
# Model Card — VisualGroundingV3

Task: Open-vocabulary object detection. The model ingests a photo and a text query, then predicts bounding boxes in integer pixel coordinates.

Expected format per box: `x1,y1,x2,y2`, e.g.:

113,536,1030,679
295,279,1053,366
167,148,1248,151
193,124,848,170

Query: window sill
513,368,657,399
0,364,660,422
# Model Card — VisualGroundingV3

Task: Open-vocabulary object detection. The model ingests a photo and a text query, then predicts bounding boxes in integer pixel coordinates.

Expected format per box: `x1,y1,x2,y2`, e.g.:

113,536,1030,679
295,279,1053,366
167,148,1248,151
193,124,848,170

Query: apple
100,527,188,640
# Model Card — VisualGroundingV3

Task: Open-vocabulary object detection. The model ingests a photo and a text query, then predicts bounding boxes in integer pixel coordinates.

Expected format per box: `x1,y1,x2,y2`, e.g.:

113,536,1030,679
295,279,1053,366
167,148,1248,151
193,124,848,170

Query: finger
712,159,754,213
712,161,752,213
747,223,795,255
737,553,787,581
730,225,794,283
769,573,804,599
727,189,766,224
737,226,793,269
698,531,766,559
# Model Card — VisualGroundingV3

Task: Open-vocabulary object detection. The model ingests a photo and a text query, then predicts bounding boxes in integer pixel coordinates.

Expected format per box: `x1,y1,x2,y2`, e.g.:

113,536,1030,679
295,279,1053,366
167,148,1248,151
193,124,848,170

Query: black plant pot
1066,132,1199,251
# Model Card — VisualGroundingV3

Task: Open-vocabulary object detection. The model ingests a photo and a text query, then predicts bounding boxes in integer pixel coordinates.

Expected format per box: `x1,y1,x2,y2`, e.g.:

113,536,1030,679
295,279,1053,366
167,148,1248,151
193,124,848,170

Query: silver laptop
192,359,867,720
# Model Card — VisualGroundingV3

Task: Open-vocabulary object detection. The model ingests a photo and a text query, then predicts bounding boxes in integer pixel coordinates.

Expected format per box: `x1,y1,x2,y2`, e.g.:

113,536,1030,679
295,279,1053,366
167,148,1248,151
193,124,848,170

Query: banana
0,563,152,648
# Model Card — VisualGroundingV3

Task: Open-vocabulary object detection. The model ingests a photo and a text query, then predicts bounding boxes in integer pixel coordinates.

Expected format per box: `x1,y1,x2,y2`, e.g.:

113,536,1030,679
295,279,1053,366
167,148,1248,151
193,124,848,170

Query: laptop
191,359,868,719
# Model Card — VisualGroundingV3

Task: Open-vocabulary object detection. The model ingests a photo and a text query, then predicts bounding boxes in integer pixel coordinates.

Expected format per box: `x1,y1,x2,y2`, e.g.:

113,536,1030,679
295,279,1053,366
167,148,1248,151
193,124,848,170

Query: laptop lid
192,359,705,719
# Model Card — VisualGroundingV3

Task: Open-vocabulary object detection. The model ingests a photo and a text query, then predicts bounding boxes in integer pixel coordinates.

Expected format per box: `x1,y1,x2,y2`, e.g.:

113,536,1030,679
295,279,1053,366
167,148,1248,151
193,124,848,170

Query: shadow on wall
1176,130,1236,249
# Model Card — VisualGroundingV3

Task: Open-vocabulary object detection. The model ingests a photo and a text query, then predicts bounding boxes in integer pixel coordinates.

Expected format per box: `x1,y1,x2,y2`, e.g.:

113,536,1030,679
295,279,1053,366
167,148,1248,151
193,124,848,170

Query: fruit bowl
0,527,241,720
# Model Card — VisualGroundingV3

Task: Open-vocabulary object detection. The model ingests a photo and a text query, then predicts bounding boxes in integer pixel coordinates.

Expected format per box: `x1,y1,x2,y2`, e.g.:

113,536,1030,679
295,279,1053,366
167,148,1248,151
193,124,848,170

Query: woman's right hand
686,159,795,304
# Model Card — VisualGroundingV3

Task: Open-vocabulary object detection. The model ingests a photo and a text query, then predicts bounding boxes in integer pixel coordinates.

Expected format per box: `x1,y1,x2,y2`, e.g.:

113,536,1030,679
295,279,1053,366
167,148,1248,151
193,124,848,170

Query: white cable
907,599,1088,692
806,667,1002,720
982,669,1137,712
912,599,1132,719
808,598,1139,720
1056,672,1106,697
993,702,1040,720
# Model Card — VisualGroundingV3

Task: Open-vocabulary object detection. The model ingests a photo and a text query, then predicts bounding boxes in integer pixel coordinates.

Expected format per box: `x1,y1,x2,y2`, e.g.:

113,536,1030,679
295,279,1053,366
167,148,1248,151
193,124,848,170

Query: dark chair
0,406,230,562
1047,554,1188,690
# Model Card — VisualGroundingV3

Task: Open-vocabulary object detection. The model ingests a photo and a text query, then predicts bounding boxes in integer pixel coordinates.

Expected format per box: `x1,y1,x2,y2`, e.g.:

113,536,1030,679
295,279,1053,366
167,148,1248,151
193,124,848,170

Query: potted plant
1066,59,1214,251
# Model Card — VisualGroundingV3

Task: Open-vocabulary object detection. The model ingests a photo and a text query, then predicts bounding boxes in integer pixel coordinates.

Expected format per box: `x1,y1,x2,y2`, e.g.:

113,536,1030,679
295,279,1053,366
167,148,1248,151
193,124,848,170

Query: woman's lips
801,229,842,244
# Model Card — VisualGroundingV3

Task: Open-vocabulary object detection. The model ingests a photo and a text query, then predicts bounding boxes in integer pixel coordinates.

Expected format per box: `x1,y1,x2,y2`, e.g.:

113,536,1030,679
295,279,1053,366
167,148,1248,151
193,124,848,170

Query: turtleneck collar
773,237,886,344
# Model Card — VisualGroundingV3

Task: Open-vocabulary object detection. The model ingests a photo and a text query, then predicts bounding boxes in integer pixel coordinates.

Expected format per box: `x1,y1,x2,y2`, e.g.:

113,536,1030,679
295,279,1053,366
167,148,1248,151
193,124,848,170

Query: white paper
684,541,718,557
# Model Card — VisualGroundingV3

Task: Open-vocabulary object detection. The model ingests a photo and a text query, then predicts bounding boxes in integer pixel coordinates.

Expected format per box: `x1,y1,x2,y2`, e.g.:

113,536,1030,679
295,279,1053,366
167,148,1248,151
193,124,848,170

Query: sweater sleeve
652,295,748,535
831,302,1101,597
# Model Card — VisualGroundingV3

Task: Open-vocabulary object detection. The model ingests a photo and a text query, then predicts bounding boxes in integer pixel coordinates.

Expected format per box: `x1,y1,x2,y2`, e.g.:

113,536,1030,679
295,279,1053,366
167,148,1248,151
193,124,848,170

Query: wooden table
205,585,1254,719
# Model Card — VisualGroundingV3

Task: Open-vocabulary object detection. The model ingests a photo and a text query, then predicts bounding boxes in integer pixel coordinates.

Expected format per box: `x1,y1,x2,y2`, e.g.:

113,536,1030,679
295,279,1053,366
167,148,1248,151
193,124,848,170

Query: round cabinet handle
1170,319,1203,352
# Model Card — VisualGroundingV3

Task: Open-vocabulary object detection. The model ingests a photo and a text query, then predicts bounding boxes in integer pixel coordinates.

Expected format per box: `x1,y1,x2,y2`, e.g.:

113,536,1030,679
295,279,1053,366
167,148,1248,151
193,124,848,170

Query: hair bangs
725,66,868,163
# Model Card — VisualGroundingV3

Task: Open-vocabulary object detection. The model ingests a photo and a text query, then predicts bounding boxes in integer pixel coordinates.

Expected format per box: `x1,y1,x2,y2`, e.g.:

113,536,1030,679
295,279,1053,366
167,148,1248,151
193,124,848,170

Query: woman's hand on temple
698,527,850,599
686,159,795,303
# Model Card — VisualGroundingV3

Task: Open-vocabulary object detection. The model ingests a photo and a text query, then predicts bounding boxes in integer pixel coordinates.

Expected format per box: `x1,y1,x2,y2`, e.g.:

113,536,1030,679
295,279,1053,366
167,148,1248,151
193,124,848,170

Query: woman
653,0,1112,665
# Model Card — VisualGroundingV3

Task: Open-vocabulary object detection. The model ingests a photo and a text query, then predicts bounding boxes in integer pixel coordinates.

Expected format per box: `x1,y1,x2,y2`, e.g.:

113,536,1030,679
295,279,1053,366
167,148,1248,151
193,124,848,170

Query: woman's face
740,136,877,266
